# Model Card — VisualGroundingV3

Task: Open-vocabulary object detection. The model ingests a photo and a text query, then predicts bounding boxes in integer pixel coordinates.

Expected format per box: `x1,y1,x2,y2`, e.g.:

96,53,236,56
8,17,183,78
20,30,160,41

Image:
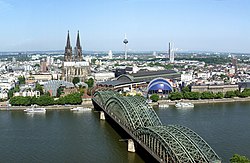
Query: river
0,102,249,162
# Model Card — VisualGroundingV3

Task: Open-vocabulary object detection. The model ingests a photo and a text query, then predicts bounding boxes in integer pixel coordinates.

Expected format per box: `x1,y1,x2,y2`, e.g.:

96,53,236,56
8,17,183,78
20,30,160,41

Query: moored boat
71,107,92,111
24,105,46,113
175,102,194,108
158,104,169,108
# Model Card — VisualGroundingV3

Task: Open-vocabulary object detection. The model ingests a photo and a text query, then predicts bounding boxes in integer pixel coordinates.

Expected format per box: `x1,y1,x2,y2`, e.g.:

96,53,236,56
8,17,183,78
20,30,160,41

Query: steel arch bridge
92,91,221,163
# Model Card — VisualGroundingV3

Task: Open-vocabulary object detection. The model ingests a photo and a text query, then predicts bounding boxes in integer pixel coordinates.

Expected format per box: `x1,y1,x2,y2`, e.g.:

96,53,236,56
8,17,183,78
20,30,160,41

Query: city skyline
0,0,249,53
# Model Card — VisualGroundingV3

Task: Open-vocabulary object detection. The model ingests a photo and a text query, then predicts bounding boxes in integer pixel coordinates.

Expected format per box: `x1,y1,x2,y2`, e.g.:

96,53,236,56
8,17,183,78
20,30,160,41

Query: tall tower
123,34,128,60
169,42,174,63
108,50,113,59
74,30,83,61
64,31,72,61
232,55,238,76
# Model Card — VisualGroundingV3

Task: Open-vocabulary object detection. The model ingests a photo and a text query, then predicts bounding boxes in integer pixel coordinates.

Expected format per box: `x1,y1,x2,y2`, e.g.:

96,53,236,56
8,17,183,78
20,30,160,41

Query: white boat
71,107,92,111
175,102,194,108
24,105,46,113
158,104,169,108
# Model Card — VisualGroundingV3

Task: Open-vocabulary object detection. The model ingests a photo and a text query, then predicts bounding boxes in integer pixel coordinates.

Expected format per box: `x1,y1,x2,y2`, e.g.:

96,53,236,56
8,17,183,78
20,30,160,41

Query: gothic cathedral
62,31,90,82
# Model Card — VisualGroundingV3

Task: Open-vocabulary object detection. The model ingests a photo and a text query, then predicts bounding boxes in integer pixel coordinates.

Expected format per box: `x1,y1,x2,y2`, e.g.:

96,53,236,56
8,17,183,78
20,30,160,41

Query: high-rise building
62,31,90,82
169,42,174,63
40,58,47,72
232,55,237,76
108,50,113,59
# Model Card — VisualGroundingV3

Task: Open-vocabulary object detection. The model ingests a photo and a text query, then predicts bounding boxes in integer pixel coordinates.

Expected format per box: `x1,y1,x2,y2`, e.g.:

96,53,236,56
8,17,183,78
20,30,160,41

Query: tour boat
175,102,194,108
24,105,46,113
71,107,92,111
158,104,169,108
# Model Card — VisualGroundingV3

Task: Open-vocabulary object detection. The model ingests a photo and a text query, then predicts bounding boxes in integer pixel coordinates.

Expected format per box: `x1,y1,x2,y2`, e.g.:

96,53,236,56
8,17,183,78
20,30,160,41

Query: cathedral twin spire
64,31,83,62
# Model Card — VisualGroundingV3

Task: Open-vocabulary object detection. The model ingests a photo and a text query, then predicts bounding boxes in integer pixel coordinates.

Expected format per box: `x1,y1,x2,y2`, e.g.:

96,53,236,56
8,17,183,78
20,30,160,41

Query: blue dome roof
147,78,173,92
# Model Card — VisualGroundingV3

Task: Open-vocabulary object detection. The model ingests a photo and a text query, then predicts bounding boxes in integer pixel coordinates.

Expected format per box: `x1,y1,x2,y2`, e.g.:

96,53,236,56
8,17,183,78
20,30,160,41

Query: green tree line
9,93,82,106
168,88,250,101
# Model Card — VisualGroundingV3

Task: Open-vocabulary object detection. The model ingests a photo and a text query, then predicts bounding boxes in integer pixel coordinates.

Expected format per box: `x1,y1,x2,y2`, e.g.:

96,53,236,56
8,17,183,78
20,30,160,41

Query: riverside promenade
0,99,93,111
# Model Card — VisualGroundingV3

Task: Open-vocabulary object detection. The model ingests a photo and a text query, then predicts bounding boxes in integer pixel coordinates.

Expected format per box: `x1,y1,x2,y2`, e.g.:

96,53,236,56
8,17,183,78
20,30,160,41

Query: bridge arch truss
135,125,221,163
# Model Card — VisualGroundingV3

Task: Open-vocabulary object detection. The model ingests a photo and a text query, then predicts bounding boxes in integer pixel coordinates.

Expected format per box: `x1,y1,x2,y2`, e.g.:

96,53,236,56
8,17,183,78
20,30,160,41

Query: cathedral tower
64,31,72,61
74,31,83,61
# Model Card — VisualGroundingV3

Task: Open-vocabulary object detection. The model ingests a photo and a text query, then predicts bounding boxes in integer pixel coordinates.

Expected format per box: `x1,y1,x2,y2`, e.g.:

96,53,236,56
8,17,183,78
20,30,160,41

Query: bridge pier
100,111,105,120
128,139,136,152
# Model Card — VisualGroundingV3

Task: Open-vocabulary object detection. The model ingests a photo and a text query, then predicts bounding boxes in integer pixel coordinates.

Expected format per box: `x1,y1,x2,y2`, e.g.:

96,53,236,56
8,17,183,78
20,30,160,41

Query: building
40,59,47,72
169,42,174,63
191,84,238,94
147,78,173,97
95,70,180,94
93,72,115,82
62,31,90,82
108,50,113,59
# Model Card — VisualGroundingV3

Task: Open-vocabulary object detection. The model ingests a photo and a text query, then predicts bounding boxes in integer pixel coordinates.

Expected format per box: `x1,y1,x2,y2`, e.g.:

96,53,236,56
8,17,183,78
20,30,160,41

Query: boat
175,102,194,108
24,105,46,113
71,107,92,111
158,104,169,108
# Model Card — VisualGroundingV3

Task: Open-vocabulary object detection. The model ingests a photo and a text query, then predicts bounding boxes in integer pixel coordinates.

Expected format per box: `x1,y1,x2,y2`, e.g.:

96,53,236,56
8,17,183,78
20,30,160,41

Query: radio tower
123,34,128,60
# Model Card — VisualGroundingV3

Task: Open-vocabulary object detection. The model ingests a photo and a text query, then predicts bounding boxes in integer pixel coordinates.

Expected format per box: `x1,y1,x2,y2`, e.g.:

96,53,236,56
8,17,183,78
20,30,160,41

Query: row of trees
9,93,82,106
148,89,250,102
168,88,250,101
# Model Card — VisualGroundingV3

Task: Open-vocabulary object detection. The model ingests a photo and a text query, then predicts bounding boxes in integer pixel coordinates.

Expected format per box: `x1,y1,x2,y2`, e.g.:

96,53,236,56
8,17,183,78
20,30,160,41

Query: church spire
64,30,72,61
66,30,71,49
75,30,83,61
76,30,81,48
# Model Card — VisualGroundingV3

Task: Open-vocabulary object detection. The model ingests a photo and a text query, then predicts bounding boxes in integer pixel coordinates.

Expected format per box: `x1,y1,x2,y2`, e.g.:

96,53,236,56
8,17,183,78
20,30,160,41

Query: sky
0,0,249,53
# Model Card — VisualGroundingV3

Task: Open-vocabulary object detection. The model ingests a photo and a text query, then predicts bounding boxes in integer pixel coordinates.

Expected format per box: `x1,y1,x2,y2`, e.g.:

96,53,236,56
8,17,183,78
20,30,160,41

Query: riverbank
0,102,94,111
2,96,250,110
155,97,250,106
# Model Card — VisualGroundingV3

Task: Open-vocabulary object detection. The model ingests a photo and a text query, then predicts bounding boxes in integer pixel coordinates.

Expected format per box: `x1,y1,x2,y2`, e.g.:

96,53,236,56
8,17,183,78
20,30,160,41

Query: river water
0,102,249,162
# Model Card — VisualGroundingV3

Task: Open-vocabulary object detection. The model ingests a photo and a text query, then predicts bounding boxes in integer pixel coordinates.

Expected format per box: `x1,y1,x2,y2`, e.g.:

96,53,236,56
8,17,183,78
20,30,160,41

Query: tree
8,89,14,99
214,92,224,99
182,86,190,93
72,77,80,85
34,63,40,67
239,89,250,98
230,154,250,163
55,92,82,105
35,83,44,95
13,85,20,92
56,87,64,97
183,92,201,100
18,76,26,84
150,94,159,102
85,78,94,88
9,96,31,106
36,95,54,106
200,91,214,99
168,92,183,100
224,91,236,98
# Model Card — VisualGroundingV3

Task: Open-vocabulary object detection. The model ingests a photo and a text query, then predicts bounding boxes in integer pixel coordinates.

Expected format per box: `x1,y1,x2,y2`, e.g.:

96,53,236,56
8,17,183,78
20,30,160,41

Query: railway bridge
92,91,221,163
